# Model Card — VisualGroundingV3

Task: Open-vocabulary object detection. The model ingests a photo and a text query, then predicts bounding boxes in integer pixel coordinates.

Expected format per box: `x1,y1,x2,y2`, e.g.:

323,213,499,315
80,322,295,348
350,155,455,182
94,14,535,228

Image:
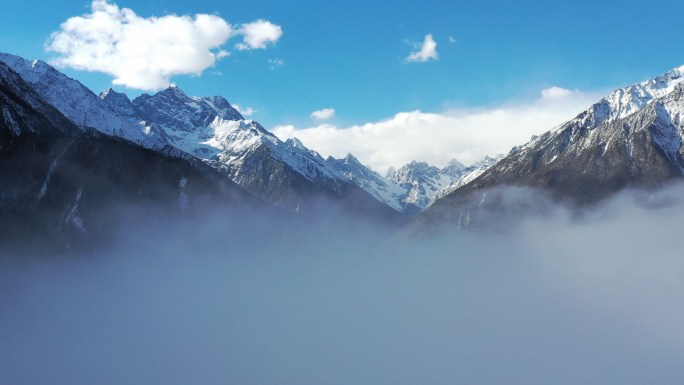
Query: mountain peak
99,87,130,102
99,87,114,97
201,95,243,121
99,87,135,117
343,153,361,163
385,167,396,179
443,159,466,175
398,160,434,173
285,137,305,148
159,85,188,98
446,159,465,168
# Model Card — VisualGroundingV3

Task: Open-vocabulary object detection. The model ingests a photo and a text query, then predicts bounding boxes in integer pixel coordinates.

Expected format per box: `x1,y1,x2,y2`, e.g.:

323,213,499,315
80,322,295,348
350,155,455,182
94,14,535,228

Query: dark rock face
0,61,76,137
0,63,257,253
99,88,136,118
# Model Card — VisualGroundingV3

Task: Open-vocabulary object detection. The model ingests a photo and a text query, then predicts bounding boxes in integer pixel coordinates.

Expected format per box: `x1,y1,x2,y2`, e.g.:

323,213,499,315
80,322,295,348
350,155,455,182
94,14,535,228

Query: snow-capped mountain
422,63,684,226
327,154,407,212
119,86,378,212
0,53,394,215
0,53,169,150
581,64,684,127
0,60,257,251
385,160,473,213
328,154,500,214
430,155,503,205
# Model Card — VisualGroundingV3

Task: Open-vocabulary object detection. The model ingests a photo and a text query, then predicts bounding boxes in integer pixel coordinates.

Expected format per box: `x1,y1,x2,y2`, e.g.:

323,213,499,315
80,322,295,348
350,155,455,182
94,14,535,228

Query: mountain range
0,52,491,216
3,51,684,242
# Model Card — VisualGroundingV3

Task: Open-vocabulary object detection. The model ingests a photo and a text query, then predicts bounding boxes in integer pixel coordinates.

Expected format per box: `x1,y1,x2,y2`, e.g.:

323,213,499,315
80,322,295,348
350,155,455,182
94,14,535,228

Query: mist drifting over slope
2,185,684,385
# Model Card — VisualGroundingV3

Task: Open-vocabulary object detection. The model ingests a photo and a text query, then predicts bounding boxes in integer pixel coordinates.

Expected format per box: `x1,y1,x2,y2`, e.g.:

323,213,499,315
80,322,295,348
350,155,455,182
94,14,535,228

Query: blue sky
2,0,684,170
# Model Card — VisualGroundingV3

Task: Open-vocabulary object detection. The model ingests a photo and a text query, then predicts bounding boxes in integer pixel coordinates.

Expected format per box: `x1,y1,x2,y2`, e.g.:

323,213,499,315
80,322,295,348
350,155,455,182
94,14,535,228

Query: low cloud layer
46,0,282,90
3,183,684,384
273,87,602,173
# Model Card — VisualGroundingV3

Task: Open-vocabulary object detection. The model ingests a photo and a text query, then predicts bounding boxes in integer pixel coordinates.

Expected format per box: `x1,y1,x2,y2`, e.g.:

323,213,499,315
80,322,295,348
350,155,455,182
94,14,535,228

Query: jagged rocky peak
577,64,684,130
282,137,328,161
99,87,135,117
326,153,407,213
203,95,244,121
285,137,305,148
385,167,396,179
337,153,364,166
328,153,378,177
471,155,502,168
132,85,244,132
442,159,466,176
388,161,441,184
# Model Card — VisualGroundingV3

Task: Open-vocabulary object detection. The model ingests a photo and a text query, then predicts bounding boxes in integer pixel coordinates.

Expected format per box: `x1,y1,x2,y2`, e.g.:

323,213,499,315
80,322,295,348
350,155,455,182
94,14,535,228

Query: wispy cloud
233,104,256,117
272,87,602,172
406,34,438,63
46,0,282,90
268,58,285,70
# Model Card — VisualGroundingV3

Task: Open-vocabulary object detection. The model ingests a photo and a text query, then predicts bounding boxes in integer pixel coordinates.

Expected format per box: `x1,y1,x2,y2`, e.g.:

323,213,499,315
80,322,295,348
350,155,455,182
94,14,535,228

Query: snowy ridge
0,60,78,136
132,86,244,134
327,154,406,211
386,161,459,212
493,63,684,177
128,87,347,190
0,53,167,149
425,63,684,223
329,155,500,213
597,65,684,124
554,65,684,139
429,155,503,205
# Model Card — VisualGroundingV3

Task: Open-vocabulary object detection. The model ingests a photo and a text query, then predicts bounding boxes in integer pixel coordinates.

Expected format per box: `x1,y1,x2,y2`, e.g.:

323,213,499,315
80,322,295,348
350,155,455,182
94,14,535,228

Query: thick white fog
2,185,684,385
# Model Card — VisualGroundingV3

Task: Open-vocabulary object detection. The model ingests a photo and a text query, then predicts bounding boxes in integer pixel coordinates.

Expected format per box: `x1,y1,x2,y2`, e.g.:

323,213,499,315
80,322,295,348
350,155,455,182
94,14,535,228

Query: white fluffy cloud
46,1,282,90
272,87,603,173
310,108,336,120
406,34,438,63
235,20,283,50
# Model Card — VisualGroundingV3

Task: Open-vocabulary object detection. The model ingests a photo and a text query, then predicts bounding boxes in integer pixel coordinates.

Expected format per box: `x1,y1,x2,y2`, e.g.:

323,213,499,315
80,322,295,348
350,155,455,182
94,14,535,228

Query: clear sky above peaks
2,0,682,128
2,0,684,171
